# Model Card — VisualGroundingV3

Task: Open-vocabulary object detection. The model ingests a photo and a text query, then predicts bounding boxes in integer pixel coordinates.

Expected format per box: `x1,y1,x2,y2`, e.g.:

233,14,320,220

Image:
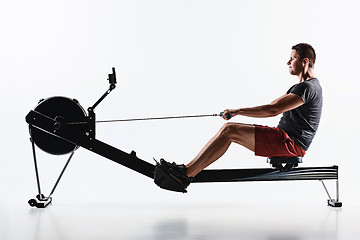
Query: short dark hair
292,43,316,68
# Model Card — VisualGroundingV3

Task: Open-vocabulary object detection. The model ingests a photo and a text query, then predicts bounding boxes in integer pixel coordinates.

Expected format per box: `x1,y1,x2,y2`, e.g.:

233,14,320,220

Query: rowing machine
25,68,342,208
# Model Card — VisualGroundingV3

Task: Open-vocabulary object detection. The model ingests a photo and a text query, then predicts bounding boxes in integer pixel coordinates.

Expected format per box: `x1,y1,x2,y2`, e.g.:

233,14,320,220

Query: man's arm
224,93,304,119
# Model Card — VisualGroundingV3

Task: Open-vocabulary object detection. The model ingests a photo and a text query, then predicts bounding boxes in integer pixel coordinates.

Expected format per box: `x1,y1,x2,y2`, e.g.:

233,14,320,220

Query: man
160,43,322,190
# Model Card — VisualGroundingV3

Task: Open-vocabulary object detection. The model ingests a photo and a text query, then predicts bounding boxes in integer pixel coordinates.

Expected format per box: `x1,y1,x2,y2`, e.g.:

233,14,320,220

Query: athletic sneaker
160,159,193,189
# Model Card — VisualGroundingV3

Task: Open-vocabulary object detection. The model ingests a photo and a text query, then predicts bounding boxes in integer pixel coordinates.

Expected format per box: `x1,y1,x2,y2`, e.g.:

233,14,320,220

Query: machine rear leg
320,179,342,207
28,132,75,208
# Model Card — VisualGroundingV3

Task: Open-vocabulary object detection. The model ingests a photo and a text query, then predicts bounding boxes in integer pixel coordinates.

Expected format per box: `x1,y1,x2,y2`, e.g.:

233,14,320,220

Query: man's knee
220,122,254,140
218,123,255,150
219,122,239,138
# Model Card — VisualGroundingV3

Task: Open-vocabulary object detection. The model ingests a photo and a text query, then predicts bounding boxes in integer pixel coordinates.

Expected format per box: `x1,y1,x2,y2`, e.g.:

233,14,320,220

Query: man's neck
298,68,315,83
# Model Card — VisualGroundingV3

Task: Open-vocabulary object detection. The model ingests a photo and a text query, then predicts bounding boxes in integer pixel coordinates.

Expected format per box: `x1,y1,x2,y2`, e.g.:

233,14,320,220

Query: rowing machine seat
267,156,302,171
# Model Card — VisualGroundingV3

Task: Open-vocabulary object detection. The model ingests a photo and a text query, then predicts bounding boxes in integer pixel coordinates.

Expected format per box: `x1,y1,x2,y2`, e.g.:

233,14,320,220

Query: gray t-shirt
277,78,322,151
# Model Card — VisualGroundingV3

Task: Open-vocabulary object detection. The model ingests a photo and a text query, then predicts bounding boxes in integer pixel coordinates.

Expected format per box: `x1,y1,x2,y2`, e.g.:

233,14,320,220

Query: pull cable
67,112,230,125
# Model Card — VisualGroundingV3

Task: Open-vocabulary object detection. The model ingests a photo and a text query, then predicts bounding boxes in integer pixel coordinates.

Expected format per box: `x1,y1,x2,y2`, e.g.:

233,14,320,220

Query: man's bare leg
185,123,255,177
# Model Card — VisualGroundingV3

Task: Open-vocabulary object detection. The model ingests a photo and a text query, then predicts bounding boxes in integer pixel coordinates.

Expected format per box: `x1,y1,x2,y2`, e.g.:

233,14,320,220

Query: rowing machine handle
220,112,232,120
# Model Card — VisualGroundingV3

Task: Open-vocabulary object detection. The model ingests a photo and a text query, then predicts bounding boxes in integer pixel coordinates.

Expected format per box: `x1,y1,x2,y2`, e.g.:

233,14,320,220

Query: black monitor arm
90,67,117,111
87,67,117,139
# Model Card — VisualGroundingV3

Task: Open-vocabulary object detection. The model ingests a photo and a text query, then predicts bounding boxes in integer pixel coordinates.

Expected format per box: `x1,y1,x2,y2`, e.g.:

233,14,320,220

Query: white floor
1,201,359,240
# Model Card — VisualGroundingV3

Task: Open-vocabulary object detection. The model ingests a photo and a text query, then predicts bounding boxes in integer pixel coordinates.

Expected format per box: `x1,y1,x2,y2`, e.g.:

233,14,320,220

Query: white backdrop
1,0,359,207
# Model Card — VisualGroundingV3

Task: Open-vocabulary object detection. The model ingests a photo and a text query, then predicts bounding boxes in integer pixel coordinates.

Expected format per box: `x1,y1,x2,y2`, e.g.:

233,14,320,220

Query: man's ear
302,58,310,73
302,58,309,66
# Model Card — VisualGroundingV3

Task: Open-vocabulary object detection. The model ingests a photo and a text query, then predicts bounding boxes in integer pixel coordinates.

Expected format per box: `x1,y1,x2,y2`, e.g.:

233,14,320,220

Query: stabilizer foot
328,199,342,208
154,164,187,193
28,194,52,208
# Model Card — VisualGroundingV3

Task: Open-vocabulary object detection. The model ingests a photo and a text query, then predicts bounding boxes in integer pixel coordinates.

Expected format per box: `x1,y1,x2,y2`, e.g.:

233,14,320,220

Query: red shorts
254,125,305,158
